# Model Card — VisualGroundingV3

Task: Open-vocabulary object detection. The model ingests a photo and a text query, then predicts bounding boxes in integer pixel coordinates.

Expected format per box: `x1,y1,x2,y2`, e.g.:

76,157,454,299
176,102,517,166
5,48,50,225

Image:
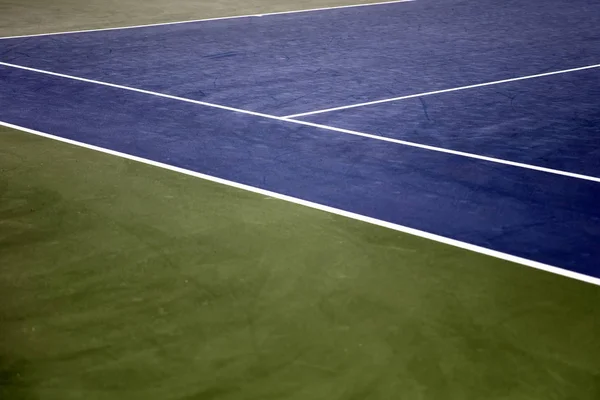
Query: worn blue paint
1,0,599,116
1,0,599,276
301,69,600,177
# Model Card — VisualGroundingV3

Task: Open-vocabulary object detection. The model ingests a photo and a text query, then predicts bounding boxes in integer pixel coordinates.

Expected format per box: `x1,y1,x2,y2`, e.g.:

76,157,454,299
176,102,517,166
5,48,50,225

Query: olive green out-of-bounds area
0,0,396,37
1,1,600,399
4,129,600,400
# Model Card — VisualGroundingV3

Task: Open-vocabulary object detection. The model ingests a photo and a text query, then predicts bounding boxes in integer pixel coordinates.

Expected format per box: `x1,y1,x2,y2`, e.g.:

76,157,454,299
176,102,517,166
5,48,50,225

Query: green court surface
1,1,600,399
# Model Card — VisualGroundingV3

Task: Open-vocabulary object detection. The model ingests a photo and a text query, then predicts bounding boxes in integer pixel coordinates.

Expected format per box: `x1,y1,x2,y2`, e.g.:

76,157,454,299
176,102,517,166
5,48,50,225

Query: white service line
2,61,600,184
282,63,600,118
0,0,414,40
2,120,599,287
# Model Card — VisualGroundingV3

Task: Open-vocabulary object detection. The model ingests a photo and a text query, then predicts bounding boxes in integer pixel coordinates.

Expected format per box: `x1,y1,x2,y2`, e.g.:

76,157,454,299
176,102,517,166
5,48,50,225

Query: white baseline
1,61,599,184
1,120,599,287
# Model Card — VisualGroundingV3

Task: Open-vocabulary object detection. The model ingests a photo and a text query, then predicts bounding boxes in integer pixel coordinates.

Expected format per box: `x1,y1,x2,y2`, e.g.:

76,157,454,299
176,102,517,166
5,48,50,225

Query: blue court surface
1,0,599,278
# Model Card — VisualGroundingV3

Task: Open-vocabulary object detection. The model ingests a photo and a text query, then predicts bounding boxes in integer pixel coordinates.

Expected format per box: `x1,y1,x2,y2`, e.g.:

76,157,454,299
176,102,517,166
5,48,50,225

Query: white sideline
0,0,414,40
2,61,599,183
283,63,600,118
2,120,599,287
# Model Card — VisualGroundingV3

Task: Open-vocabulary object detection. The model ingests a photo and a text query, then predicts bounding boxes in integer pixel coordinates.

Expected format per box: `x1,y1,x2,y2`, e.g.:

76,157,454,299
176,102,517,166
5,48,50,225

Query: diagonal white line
282,117,600,182
282,63,600,118
1,61,600,183
0,0,414,40
2,120,599,287
0,62,278,118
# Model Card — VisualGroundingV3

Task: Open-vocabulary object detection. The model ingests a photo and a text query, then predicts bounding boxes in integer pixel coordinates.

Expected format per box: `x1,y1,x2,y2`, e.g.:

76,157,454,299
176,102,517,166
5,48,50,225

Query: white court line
2,61,600,184
282,118,600,183
0,0,413,40
2,119,599,287
0,62,279,118
283,63,600,118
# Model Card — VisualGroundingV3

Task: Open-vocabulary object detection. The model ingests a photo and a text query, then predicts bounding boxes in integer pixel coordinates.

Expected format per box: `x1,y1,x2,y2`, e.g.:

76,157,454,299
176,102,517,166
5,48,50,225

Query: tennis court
1,0,600,398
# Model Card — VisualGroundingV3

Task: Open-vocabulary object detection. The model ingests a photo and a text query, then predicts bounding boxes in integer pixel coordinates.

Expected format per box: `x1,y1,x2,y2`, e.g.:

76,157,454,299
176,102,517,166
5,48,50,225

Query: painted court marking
2,61,600,183
283,63,600,118
0,0,414,40
2,119,599,287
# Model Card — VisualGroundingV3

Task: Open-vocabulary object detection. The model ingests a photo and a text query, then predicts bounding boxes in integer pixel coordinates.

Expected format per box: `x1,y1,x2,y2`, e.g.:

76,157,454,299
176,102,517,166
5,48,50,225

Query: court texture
1,0,600,398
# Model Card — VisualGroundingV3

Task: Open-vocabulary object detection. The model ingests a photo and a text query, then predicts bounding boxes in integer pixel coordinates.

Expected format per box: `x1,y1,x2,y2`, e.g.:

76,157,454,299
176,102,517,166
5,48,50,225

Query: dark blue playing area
1,0,599,277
